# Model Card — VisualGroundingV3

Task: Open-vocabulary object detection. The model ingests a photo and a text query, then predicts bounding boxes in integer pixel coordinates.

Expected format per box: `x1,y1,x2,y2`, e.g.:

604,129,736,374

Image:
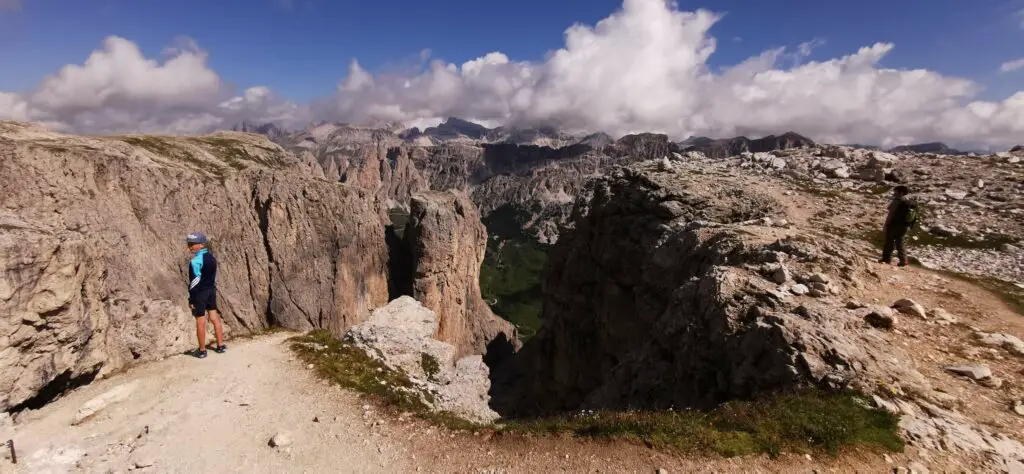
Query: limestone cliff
0,121,389,411
403,191,519,357
497,160,931,416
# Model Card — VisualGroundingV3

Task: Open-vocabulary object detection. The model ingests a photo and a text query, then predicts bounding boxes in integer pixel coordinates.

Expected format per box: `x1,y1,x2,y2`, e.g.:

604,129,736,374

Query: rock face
680,132,814,159
346,296,499,423
497,160,928,416
0,121,389,411
403,191,518,357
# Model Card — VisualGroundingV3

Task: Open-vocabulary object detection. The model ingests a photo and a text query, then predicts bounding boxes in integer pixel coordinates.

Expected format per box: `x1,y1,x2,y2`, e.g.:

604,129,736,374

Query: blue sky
2,0,1022,100
0,0,1022,147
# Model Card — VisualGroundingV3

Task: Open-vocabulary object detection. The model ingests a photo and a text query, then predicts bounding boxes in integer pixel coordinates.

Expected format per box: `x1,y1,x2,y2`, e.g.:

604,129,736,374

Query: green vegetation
290,330,480,430
862,227,1017,252
506,390,904,458
189,136,289,170
860,225,1023,317
420,353,440,382
927,269,1024,317
122,136,221,176
388,208,411,239
120,135,287,178
479,205,550,340
292,330,903,458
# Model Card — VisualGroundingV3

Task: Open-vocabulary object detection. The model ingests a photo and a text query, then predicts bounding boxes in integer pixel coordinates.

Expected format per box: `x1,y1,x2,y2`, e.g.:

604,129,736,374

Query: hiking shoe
897,260,908,267
194,350,208,359
877,258,891,264
213,345,227,354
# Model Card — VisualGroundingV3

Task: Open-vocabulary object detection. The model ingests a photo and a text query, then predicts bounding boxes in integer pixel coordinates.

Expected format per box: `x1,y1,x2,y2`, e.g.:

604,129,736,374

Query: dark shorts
190,289,218,317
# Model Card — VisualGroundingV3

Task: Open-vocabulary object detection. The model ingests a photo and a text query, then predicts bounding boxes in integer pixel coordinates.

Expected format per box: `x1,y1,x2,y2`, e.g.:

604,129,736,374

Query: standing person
879,185,918,267
186,232,226,358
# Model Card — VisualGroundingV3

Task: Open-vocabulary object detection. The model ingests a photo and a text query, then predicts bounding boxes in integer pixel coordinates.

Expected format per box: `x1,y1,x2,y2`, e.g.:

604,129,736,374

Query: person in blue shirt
186,232,226,358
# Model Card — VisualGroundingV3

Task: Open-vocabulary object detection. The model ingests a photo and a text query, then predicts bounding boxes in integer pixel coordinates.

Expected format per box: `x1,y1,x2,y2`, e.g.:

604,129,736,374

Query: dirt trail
2,332,908,474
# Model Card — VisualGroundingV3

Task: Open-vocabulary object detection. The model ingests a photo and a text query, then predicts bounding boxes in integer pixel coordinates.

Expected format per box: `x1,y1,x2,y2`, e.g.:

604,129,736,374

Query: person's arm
189,255,203,302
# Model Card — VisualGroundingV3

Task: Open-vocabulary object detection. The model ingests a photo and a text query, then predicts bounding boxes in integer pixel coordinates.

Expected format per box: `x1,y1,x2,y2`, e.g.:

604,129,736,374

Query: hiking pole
5,439,14,464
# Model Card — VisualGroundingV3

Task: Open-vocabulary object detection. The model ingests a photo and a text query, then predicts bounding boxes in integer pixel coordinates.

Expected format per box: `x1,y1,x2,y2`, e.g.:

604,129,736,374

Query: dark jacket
187,248,217,299
884,195,914,230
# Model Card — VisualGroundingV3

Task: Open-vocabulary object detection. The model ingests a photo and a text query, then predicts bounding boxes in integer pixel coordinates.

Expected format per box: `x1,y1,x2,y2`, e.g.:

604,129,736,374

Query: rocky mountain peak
230,120,286,138
889,142,965,155
424,117,492,141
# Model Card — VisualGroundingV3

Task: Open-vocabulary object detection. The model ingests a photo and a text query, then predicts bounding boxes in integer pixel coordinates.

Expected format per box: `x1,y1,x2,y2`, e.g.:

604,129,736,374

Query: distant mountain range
227,117,995,156
888,142,968,155
679,132,816,159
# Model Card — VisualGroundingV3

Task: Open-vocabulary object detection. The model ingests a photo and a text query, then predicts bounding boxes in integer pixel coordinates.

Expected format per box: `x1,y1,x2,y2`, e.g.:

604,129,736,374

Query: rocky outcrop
890,142,965,155
0,121,389,411
498,160,930,416
403,191,518,357
681,132,814,159
345,296,499,423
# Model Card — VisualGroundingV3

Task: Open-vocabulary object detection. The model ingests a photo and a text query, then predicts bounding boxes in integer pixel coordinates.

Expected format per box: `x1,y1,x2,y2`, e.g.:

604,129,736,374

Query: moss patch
290,330,479,429
503,390,904,458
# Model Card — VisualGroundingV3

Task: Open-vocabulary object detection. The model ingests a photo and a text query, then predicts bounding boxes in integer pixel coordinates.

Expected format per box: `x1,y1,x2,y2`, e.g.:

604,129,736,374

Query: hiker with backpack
879,185,918,267
186,232,226,358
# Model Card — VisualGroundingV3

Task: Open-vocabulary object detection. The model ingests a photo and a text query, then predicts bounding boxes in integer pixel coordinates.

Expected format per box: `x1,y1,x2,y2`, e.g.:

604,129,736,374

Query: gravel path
1,332,904,474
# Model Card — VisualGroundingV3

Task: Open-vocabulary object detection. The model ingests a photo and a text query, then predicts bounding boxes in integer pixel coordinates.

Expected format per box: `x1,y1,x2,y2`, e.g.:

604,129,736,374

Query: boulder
945,365,993,381
975,331,1024,356
892,299,927,319
346,297,500,423
929,308,958,325
929,224,961,237
268,431,293,448
865,308,897,329
944,189,968,200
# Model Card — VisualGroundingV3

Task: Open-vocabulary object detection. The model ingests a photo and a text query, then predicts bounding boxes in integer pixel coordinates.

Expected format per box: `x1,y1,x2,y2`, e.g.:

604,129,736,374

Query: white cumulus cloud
315,0,1024,148
0,36,306,134
2,0,1023,149
1000,58,1024,73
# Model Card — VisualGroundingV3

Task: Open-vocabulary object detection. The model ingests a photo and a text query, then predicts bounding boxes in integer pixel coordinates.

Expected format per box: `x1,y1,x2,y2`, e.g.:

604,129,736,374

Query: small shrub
421,353,440,382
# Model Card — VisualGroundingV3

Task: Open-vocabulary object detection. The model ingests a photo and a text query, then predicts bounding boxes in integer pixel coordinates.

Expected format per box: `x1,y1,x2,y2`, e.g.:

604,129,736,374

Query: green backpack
904,201,920,226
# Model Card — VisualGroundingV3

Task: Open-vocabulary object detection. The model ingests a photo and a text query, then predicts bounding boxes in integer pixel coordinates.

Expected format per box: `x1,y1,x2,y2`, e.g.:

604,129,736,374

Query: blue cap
186,232,208,244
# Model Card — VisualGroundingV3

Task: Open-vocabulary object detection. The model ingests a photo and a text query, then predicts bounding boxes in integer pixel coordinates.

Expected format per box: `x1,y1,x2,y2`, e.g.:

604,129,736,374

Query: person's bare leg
209,310,225,347
195,316,207,351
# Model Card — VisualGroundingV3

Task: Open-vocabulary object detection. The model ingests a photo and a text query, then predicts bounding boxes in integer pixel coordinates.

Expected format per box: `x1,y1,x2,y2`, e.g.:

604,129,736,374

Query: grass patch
929,269,1024,317
189,136,289,170
503,390,904,458
292,331,903,458
289,330,481,430
479,205,550,340
862,227,1017,251
122,136,223,177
